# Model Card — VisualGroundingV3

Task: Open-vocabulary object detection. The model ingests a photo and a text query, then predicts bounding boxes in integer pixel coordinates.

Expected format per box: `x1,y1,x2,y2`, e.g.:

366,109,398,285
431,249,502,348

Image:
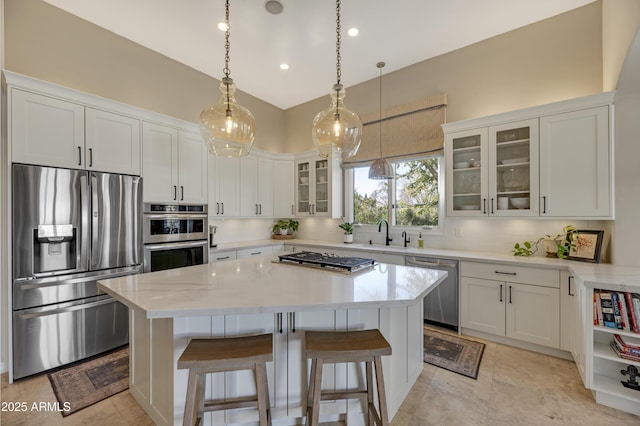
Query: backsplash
209,216,612,261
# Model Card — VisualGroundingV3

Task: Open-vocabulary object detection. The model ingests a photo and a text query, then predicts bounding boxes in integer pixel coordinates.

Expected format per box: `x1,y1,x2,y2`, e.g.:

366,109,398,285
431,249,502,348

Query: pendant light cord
377,62,384,158
224,0,231,117
334,0,342,120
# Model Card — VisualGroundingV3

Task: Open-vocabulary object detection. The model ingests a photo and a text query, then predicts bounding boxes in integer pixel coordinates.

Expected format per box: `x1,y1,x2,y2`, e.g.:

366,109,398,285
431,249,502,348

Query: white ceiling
43,0,596,110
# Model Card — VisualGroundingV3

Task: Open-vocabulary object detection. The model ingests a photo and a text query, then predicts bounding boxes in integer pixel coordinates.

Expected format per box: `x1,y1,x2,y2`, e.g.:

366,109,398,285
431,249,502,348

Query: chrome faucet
378,219,393,246
402,231,411,248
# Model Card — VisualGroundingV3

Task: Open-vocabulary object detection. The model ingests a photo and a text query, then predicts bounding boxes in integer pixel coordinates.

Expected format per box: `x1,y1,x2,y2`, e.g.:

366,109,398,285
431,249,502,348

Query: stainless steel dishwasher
406,256,459,331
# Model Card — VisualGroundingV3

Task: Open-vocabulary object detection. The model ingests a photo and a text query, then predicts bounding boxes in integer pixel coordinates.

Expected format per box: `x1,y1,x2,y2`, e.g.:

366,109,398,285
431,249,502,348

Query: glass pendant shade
312,85,362,158
200,78,256,157
369,158,393,179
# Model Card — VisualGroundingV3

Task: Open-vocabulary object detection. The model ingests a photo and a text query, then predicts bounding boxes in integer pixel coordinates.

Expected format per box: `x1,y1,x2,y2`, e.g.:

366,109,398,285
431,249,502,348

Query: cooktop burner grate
277,251,376,273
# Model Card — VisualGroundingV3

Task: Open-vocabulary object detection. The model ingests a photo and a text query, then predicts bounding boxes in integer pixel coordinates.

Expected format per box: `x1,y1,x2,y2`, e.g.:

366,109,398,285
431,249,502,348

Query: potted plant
338,222,354,244
513,225,577,257
271,219,299,238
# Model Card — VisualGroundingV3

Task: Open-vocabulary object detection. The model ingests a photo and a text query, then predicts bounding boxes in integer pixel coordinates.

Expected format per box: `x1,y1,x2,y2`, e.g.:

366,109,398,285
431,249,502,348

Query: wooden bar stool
305,329,392,426
177,333,273,426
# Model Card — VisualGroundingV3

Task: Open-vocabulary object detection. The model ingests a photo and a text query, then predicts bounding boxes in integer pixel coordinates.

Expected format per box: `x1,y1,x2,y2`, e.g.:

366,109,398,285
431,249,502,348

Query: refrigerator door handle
17,297,117,320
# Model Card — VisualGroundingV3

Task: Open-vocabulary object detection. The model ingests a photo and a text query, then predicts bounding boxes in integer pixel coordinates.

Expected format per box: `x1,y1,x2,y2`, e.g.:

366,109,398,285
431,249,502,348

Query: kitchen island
97,254,447,426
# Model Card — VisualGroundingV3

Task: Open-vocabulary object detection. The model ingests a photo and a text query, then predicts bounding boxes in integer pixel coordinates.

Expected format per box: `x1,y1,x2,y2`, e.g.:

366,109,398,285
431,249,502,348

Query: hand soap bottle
418,232,424,249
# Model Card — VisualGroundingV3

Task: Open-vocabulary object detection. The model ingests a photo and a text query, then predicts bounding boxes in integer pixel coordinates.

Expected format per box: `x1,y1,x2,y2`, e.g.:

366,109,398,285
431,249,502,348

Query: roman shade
343,93,447,167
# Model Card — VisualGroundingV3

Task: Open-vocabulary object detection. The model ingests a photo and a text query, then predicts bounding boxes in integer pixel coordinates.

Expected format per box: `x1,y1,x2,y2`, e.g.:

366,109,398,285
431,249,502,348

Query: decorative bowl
510,198,530,209
300,177,309,184
501,157,529,165
454,161,470,169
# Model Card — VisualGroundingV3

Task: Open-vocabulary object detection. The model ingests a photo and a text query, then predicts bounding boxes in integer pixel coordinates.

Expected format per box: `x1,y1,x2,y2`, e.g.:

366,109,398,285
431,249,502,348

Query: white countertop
210,238,640,291
98,254,448,319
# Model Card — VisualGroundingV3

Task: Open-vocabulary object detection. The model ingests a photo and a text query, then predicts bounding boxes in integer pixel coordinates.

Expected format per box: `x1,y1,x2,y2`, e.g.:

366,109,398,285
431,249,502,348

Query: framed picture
566,230,604,263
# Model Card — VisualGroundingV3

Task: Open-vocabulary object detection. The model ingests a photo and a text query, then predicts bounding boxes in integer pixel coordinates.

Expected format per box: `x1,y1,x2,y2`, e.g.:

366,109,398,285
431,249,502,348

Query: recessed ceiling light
347,28,359,37
217,21,228,31
265,0,284,15
280,63,290,70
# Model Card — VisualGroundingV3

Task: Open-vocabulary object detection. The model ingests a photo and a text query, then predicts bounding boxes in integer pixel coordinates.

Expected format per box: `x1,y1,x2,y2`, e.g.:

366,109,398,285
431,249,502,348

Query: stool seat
305,329,392,426
178,334,273,426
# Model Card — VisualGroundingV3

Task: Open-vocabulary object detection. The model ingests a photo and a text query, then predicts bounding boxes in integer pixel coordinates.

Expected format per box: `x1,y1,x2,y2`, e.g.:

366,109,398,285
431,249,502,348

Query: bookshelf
588,287,640,415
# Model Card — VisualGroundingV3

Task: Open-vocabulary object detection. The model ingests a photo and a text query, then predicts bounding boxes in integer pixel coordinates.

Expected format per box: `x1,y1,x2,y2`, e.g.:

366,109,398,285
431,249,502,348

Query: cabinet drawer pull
251,252,261,256
499,284,503,302
217,256,230,260
568,275,574,296
78,146,82,166
289,312,296,333
88,148,93,167
509,285,513,304
494,270,517,275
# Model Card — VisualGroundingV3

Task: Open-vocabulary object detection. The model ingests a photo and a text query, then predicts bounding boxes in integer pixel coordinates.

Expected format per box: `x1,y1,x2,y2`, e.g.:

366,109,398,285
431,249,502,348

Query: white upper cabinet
209,155,240,217
142,122,178,202
11,89,141,175
539,106,611,218
295,154,343,218
85,108,141,175
444,92,614,219
273,160,295,218
11,89,85,169
177,130,208,203
240,156,274,217
142,123,207,203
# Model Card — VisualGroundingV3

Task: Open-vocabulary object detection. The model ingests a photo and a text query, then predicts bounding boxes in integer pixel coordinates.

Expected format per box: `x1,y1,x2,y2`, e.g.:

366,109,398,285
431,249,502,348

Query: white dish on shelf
460,205,480,210
454,162,470,169
317,176,327,183
510,197,530,209
501,157,529,165
299,177,309,184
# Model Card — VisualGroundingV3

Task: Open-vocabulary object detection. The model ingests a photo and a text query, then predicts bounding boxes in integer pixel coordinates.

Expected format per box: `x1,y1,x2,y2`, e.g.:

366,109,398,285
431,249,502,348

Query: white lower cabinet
236,246,273,259
460,261,560,349
209,250,237,263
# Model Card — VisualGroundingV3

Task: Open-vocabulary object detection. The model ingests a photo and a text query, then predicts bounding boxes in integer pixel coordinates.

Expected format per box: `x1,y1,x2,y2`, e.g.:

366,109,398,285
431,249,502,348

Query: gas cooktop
277,251,376,274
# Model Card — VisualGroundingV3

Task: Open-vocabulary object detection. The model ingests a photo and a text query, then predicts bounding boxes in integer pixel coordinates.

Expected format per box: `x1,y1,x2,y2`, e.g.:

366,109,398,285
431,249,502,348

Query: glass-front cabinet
296,157,335,216
446,119,538,217
488,119,539,217
446,128,488,215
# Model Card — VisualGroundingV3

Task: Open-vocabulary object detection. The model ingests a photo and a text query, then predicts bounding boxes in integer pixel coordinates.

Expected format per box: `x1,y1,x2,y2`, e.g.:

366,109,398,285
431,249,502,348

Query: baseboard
460,328,573,360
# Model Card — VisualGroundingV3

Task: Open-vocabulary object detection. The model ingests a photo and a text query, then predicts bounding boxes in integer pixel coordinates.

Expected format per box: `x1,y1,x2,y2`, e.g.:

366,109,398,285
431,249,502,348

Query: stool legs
183,369,198,426
374,356,389,426
255,362,272,426
307,358,324,426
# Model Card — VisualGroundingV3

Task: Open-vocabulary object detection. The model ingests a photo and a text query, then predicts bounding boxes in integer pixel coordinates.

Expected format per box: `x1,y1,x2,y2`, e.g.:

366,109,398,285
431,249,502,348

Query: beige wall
3,0,286,152
602,0,640,91
285,2,603,153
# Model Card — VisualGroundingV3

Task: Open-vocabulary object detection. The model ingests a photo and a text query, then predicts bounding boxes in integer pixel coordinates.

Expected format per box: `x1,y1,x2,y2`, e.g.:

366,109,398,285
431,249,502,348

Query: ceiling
43,0,596,110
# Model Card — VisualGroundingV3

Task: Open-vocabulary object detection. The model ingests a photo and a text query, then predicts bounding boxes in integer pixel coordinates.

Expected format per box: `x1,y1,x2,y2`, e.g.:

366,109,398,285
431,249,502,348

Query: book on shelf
595,291,603,326
616,292,631,332
625,292,639,333
633,294,640,331
611,292,624,330
599,291,618,329
613,334,640,356
610,340,640,362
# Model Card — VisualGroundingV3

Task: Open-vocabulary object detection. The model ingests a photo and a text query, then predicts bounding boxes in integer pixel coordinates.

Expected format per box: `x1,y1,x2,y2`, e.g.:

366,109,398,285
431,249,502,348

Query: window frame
343,155,445,236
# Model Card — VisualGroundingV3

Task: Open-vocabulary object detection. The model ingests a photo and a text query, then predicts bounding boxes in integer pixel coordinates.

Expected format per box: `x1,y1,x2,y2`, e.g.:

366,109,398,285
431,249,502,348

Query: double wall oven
143,203,209,272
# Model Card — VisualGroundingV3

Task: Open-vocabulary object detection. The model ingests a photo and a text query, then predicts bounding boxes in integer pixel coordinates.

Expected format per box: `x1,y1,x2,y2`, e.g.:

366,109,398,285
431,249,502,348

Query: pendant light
311,0,363,159
200,0,256,157
368,62,393,179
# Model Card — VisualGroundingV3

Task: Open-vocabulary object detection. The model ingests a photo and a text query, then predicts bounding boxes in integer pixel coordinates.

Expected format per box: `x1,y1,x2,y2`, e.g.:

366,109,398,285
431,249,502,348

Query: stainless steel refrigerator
11,164,142,379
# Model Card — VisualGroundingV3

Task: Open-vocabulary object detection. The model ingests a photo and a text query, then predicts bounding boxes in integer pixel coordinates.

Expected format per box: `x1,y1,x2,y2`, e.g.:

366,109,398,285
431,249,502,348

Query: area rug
423,328,485,379
48,346,129,416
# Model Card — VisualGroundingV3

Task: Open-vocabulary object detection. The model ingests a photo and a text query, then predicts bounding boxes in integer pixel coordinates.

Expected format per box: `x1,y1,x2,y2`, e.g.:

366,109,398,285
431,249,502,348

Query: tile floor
2,331,639,425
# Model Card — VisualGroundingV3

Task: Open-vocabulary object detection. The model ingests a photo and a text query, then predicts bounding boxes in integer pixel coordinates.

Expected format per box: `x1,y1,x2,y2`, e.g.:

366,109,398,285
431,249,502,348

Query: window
349,156,443,230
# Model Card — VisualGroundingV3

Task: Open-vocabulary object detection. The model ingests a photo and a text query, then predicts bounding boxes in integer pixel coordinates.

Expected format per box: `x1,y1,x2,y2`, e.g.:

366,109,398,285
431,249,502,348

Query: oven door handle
144,240,208,252
144,214,208,220
16,297,118,320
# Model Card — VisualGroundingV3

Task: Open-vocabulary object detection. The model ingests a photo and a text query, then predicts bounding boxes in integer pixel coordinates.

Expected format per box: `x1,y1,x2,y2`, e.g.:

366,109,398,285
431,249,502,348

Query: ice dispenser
33,224,77,274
